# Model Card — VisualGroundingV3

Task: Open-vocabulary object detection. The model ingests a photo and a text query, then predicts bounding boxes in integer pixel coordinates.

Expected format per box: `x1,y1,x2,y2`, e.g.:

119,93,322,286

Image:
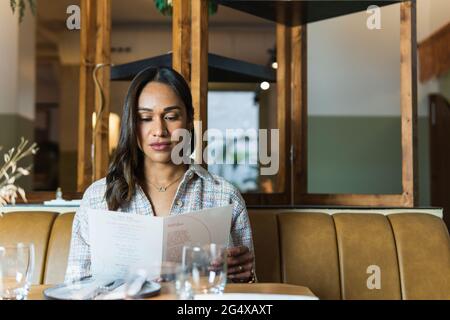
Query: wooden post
400,0,418,207
172,0,191,81
77,0,96,191
292,24,308,204
93,0,111,181
275,22,291,196
298,194,405,206
191,0,208,166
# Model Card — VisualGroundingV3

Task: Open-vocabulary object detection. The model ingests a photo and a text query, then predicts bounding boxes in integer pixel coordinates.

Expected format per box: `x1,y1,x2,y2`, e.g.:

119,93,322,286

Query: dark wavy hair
105,67,194,210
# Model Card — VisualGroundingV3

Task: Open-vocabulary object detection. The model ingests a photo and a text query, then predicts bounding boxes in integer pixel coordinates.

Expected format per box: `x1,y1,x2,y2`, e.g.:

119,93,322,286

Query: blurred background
0,0,449,206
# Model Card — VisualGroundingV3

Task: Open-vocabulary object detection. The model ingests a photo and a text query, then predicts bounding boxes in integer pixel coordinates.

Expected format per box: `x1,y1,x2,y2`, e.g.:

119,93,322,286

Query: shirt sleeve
229,195,258,282
230,205,254,254
64,192,92,283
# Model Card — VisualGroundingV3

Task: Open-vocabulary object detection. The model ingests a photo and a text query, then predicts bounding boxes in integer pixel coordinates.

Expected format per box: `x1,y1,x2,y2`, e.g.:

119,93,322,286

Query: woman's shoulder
192,165,240,194
191,165,245,210
209,173,241,196
208,173,247,215
80,177,108,208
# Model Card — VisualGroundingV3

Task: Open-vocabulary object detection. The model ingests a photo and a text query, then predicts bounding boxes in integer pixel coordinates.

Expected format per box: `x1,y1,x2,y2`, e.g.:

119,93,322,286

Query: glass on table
0,243,35,300
123,262,184,300
178,243,228,299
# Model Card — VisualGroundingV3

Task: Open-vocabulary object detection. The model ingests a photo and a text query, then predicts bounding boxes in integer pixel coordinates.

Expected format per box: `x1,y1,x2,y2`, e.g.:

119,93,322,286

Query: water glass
124,262,184,299
178,244,227,299
0,243,35,300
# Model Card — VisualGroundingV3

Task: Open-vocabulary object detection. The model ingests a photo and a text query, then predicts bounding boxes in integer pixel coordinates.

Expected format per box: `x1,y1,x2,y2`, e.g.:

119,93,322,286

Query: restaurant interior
0,0,449,301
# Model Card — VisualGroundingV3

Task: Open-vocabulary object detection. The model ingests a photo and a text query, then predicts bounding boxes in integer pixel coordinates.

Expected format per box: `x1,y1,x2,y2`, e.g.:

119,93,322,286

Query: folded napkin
45,278,123,300
43,199,82,206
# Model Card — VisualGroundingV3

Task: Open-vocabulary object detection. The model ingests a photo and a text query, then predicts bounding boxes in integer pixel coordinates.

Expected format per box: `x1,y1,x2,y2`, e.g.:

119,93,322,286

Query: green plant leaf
153,0,218,17
27,0,36,15
19,0,25,23
10,0,37,23
10,0,17,13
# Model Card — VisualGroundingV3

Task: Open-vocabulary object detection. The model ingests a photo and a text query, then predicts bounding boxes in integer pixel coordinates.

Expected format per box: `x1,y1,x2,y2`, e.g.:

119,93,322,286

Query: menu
87,205,233,280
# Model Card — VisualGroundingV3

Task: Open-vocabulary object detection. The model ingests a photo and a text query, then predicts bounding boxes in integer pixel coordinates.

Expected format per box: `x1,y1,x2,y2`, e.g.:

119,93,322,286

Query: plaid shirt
65,164,254,283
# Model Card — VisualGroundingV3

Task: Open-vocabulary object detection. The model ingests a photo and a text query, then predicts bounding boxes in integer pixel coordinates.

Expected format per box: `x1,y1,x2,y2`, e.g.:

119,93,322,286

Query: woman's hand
226,246,255,283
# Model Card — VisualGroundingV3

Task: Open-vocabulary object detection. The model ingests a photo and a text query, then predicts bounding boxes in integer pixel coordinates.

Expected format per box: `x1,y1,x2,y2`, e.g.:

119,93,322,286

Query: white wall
0,1,35,120
308,1,449,117
18,9,36,120
0,1,19,115
428,0,450,33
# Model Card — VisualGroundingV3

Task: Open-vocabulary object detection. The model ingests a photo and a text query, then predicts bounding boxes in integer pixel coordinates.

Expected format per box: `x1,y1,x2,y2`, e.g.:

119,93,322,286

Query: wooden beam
77,0,96,192
418,22,450,82
244,193,291,206
291,23,308,203
275,22,291,196
191,0,208,165
16,192,84,204
298,194,406,207
93,0,111,181
172,0,191,81
400,0,418,207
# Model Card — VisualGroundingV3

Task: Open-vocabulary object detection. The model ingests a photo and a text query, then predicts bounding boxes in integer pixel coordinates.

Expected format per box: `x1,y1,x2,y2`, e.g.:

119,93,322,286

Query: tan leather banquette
0,208,449,300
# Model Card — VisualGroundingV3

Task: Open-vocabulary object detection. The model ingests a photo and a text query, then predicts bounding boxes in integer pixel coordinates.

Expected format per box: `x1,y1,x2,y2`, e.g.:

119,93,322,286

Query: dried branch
0,138,39,211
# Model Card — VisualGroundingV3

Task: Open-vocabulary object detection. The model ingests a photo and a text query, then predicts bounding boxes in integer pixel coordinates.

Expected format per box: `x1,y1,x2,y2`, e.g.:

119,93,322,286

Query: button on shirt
64,164,255,282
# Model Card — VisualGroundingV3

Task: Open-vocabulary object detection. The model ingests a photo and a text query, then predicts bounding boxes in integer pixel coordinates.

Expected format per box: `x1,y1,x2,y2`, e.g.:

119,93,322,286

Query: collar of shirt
185,163,215,183
132,163,215,215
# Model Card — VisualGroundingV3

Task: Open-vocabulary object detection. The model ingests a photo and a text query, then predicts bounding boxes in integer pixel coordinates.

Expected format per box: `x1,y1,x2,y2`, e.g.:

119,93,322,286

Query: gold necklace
147,173,184,192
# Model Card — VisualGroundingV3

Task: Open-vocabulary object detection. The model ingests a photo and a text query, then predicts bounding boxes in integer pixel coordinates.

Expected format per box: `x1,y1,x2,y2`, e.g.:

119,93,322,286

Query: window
207,83,279,194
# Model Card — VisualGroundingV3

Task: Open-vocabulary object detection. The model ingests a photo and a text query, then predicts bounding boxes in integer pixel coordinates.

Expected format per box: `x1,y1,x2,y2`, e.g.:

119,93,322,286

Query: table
28,283,316,300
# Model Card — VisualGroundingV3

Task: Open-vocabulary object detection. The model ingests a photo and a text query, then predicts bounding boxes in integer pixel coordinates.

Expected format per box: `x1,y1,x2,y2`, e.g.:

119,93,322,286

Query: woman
65,67,255,284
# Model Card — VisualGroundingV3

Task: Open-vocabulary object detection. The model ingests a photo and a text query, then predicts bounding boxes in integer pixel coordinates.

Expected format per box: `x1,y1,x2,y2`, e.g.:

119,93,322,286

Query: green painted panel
439,71,450,101
307,116,430,206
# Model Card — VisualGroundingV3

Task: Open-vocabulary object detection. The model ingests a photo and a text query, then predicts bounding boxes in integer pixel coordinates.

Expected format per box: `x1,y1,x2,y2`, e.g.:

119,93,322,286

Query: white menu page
88,205,233,280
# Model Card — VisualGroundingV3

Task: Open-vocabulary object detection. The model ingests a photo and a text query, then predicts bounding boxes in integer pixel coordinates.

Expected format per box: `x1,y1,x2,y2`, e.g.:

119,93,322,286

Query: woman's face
137,81,191,164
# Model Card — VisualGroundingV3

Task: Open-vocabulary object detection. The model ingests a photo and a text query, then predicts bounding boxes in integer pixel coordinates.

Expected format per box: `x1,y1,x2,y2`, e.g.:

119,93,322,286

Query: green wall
308,116,430,206
440,71,450,101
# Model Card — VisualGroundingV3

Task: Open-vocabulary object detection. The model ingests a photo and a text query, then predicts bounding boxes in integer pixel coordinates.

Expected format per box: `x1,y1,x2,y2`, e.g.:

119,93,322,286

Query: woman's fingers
227,246,249,257
227,251,254,268
226,246,254,282
228,261,253,275
228,270,253,281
